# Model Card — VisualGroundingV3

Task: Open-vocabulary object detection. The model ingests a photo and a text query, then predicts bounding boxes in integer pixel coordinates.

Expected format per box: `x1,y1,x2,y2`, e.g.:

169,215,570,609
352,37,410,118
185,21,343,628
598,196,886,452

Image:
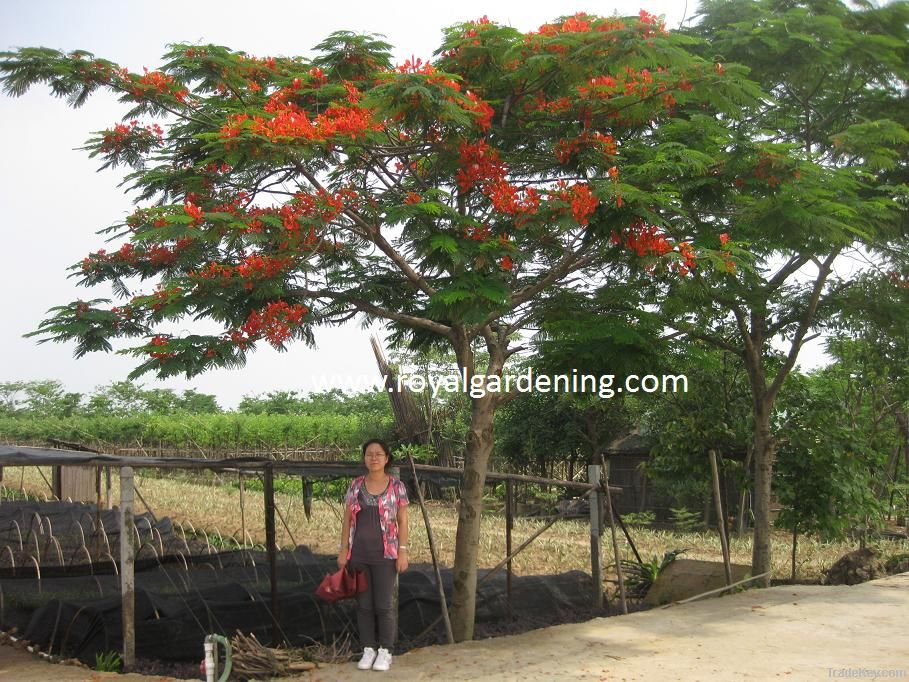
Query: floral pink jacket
345,475,409,560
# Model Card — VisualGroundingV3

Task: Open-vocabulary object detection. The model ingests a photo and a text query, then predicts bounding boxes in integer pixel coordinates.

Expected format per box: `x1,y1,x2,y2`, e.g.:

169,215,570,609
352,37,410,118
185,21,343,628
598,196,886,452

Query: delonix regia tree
2,12,750,639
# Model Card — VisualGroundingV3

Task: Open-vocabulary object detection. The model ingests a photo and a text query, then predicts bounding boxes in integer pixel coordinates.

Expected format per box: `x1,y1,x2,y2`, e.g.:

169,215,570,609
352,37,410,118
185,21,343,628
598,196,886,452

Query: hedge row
0,412,394,453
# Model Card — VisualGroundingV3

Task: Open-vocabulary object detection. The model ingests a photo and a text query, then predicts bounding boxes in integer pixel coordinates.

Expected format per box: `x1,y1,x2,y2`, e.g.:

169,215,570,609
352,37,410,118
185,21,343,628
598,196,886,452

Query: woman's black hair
361,438,393,468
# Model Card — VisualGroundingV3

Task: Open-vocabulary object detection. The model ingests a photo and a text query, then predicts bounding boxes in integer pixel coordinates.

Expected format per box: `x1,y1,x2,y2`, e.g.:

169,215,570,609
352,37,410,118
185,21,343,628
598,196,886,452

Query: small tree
775,371,886,580
2,13,749,639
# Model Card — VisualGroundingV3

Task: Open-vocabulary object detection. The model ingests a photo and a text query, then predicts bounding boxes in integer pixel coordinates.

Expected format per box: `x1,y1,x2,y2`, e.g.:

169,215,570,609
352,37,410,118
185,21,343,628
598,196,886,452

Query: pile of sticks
229,631,317,678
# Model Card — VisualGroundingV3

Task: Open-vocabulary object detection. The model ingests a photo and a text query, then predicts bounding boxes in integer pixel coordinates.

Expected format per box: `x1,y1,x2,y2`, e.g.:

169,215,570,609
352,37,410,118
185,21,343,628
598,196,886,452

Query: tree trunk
751,400,775,586
449,394,496,642
447,326,506,643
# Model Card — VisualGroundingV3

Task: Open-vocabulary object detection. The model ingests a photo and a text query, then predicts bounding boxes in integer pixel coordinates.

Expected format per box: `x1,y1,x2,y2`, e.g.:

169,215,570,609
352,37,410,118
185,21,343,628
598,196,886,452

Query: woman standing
338,439,409,671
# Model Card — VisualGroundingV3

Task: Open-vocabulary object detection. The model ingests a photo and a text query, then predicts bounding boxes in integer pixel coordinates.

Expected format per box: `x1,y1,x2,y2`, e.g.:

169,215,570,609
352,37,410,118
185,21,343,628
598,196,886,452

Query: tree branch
767,248,841,402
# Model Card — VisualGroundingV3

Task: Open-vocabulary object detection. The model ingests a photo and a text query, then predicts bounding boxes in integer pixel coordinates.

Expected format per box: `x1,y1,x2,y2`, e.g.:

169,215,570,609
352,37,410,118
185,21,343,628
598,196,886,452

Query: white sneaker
372,647,392,671
357,647,377,670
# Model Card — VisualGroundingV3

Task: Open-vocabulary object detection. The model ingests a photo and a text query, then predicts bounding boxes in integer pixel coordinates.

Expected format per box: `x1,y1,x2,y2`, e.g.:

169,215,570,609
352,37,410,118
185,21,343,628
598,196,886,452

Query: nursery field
3,465,905,585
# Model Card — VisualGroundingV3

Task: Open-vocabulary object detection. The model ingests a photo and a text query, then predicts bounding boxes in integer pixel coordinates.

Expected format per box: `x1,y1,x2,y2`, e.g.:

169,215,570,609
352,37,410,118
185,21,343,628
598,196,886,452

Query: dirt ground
2,573,907,681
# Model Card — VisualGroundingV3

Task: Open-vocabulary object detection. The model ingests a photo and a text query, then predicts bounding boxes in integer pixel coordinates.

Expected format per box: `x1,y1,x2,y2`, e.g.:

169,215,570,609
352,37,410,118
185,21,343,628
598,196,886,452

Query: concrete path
304,573,909,681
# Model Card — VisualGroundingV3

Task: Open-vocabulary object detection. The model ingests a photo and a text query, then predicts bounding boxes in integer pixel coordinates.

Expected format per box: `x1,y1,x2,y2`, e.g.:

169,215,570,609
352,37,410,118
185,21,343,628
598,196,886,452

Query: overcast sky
1,1,830,409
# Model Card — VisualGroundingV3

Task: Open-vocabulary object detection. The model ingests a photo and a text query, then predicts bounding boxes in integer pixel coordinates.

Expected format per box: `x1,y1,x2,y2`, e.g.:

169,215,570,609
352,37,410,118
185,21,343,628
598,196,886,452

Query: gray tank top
350,482,388,564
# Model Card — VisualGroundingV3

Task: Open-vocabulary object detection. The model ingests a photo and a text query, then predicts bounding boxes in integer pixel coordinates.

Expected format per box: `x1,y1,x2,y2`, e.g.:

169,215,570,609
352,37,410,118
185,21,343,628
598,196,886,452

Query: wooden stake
737,444,753,536
610,498,643,565
505,479,514,622
407,455,454,644
791,526,798,583
273,497,298,548
119,466,135,669
263,462,279,646
709,449,733,586
661,571,772,608
588,465,603,610
239,472,246,548
601,459,626,614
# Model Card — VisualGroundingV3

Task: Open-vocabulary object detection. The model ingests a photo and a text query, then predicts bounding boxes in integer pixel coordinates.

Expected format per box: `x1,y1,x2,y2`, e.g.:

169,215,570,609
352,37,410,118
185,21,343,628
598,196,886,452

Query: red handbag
316,566,368,602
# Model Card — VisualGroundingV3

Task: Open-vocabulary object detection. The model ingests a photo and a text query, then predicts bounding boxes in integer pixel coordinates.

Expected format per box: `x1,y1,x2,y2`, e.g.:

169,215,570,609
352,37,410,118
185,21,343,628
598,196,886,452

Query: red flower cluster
147,286,183,312
457,140,540,224
530,12,595,37
240,300,309,347
81,236,195,274
637,10,666,38
463,91,494,131
396,57,436,75
220,102,380,143
548,182,600,225
753,152,793,189
577,67,655,100
184,200,204,225
148,335,175,360
99,120,164,153
525,94,572,114
240,188,354,237
192,254,293,289
464,224,491,241
133,68,188,102
612,221,672,257
236,254,293,281
554,131,617,164
456,140,506,193
611,221,698,275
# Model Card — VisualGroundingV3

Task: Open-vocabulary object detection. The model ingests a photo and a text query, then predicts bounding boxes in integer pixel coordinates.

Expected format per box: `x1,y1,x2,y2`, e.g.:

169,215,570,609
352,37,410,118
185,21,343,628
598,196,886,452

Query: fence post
264,462,279,646
505,479,514,622
120,466,136,669
588,465,603,609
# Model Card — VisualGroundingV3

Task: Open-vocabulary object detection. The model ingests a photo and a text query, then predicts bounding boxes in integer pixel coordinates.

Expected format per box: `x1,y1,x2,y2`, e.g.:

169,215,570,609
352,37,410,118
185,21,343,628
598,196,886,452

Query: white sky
1,1,829,409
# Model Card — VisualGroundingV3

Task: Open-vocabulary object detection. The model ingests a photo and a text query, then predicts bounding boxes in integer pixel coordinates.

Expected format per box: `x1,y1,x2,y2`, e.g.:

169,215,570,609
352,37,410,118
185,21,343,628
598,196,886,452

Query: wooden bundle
229,630,316,679
370,335,426,442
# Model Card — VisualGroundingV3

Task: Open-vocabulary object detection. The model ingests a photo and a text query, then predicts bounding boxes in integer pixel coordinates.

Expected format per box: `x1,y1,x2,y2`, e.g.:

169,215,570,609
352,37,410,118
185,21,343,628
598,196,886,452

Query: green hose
206,634,232,682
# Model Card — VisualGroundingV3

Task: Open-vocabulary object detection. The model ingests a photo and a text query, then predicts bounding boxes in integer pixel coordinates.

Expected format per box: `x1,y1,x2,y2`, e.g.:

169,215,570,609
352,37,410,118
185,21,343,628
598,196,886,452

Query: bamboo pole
239,472,246,548
601,459,626,614
588,465,603,610
505,479,514,622
407,455,454,644
132,477,157,523
737,444,753,536
709,449,733,586
263,462,279,646
479,487,596,587
273,498,298,548
610,498,643,565
660,571,772,608
414,491,593,643
791,526,798,583
119,467,135,669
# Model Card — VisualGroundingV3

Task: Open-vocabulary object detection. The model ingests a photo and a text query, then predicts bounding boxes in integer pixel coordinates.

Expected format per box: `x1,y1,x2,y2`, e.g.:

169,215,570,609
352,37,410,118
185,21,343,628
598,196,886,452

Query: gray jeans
350,560,398,650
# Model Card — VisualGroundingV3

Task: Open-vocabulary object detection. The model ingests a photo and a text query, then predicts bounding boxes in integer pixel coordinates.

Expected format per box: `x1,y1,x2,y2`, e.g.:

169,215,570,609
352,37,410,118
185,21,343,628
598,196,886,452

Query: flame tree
2,12,754,639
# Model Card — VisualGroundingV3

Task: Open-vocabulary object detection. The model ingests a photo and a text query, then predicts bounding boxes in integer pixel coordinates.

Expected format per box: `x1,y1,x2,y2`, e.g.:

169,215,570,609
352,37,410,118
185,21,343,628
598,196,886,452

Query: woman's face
363,442,389,474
